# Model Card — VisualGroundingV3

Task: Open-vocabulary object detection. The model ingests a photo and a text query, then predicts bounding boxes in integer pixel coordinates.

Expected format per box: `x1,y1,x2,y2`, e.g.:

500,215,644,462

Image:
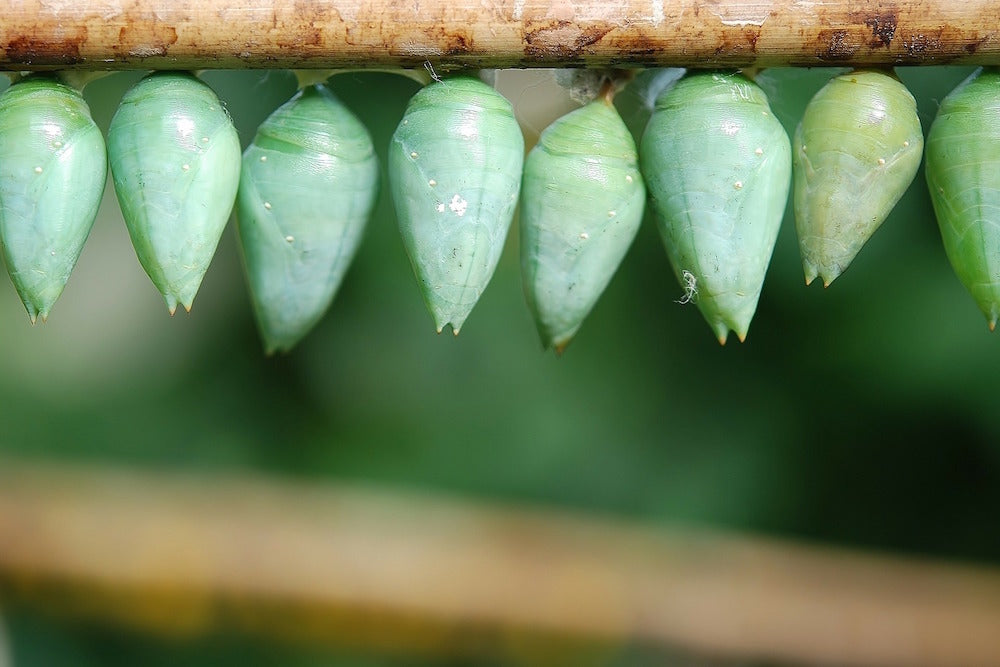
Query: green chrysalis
0,76,106,323
389,76,524,335
794,69,923,286
237,83,379,353
520,93,645,353
107,71,241,314
640,71,791,344
926,67,1000,329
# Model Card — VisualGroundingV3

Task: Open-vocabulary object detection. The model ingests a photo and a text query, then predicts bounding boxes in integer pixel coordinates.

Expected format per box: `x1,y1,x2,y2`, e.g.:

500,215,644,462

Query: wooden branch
1,460,1000,665
0,0,997,70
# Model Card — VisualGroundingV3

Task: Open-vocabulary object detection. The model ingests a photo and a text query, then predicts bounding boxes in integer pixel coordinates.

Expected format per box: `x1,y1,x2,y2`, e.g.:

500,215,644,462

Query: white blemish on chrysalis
428,179,437,186
676,270,698,304
33,167,42,174
580,232,590,240
436,202,445,213
53,141,62,148
449,194,468,216
755,147,763,155
202,137,209,143
877,158,886,166
626,174,633,183
903,140,910,147
285,235,295,243
801,145,807,152
721,120,740,136
456,122,478,140
260,155,267,162
608,210,617,217
410,151,419,158
177,117,195,138
182,164,190,171
263,201,272,210
734,181,743,189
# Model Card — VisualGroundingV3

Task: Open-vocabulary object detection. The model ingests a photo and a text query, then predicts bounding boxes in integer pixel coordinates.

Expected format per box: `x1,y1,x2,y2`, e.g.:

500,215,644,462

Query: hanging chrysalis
520,82,645,353
0,75,107,323
236,80,379,353
640,71,791,344
794,69,923,286
389,75,524,334
107,71,241,314
926,67,1000,329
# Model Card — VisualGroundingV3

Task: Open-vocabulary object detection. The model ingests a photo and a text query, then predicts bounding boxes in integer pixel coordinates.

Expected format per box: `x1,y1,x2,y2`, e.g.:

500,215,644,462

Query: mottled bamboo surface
0,0,997,69
0,459,999,665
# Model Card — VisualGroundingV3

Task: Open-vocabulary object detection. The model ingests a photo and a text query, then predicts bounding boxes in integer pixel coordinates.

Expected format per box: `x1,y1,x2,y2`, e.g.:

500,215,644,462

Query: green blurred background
0,66,999,665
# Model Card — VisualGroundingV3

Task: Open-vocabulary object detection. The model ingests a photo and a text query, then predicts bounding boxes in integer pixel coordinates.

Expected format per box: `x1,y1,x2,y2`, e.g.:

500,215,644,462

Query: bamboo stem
0,0,996,70
1,459,1000,665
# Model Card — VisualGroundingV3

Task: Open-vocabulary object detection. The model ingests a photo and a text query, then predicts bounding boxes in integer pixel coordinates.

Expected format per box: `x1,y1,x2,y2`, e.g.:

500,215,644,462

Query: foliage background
0,66,998,665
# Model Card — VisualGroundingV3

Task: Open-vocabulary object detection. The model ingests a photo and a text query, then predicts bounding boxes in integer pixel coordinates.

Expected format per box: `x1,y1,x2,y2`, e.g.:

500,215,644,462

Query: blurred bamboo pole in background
1,460,999,666
0,0,997,70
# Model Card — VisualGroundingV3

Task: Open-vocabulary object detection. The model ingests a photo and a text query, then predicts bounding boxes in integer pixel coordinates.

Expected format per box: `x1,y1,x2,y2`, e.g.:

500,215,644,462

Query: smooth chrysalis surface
926,67,1000,329
794,69,923,287
640,71,791,344
520,96,645,353
237,84,379,354
107,71,241,314
389,76,524,335
0,76,107,323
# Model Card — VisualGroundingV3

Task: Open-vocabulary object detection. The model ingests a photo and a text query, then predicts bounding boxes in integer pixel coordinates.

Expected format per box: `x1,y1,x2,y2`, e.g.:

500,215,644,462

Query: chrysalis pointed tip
737,330,747,343
28,313,37,326
990,319,997,332
803,262,819,287
711,320,730,346
165,294,179,316
452,327,460,337
435,326,443,334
